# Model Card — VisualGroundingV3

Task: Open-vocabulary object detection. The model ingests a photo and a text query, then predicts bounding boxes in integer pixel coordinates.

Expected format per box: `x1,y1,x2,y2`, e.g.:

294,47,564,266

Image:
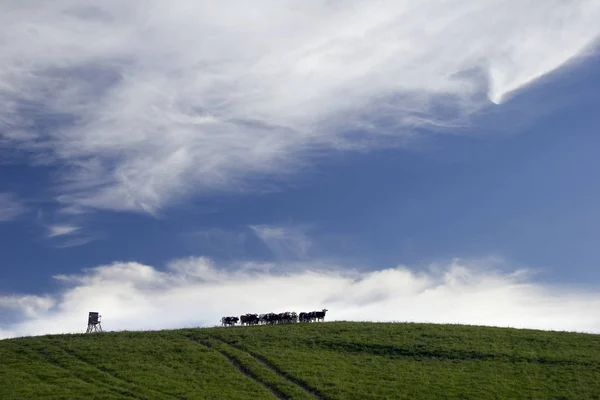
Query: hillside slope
1,322,599,399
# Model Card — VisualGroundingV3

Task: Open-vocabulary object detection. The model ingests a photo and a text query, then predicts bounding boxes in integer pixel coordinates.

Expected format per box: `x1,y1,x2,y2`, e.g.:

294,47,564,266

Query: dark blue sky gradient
1,54,599,295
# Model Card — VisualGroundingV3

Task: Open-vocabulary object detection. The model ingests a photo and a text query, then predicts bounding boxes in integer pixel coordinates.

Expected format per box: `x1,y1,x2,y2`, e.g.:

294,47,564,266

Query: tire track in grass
187,336,287,400
22,344,141,400
58,345,179,400
214,338,327,400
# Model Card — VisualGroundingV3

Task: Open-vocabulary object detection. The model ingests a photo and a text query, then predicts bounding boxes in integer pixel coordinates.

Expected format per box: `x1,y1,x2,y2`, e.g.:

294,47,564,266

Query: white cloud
0,193,26,221
2,257,599,339
36,209,96,247
0,295,55,318
251,224,312,259
47,224,81,238
0,1,599,213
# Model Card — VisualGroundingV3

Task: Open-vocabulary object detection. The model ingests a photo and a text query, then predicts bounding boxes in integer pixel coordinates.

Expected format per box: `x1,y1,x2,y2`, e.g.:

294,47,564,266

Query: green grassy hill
1,322,599,399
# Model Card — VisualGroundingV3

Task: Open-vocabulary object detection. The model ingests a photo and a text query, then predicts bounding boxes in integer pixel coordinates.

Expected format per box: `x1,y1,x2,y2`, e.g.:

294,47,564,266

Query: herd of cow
221,309,328,326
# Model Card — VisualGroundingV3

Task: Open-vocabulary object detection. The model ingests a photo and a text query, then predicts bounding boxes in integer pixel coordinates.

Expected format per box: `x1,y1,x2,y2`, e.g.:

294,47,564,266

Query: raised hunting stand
85,311,103,333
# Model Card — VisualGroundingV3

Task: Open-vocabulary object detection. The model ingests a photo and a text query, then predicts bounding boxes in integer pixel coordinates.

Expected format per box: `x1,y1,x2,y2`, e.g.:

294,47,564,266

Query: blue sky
1,1,600,338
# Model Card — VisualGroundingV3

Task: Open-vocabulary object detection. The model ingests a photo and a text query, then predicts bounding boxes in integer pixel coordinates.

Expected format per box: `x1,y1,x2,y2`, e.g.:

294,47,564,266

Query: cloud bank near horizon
2,257,599,339
1,1,599,214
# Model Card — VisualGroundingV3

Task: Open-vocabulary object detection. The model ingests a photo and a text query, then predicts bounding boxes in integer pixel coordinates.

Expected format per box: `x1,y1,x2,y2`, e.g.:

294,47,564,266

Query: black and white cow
298,312,310,322
221,316,239,326
315,309,328,322
299,309,328,322
240,313,259,326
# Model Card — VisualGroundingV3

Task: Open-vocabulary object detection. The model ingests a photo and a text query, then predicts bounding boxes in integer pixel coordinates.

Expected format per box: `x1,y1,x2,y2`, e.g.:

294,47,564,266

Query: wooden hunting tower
86,311,103,333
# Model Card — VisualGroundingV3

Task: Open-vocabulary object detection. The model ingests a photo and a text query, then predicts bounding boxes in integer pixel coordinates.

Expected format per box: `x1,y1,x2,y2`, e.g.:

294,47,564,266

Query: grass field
1,322,599,399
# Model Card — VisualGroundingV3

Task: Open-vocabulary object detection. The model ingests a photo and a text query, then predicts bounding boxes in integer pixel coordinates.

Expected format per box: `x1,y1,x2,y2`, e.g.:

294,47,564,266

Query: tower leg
86,323,103,333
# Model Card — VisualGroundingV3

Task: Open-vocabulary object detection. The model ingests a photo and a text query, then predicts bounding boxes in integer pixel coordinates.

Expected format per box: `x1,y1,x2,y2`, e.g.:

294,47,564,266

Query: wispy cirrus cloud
0,1,599,214
45,226,99,248
251,224,312,259
0,193,26,222
47,224,81,238
1,257,599,339
38,214,97,247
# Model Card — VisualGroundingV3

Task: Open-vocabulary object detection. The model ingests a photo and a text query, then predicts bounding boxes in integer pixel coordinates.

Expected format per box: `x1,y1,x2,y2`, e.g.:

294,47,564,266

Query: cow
265,312,280,324
299,309,328,322
240,313,259,326
260,313,272,324
286,311,298,323
221,316,239,326
259,314,267,324
298,312,306,322
299,312,313,323
315,309,328,322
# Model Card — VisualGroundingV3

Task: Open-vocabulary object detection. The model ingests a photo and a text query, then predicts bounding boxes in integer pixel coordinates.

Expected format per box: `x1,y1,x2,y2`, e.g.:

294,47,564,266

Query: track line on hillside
26,346,140,400
58,346,181,400
215,338,327,400
187,337,288,400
